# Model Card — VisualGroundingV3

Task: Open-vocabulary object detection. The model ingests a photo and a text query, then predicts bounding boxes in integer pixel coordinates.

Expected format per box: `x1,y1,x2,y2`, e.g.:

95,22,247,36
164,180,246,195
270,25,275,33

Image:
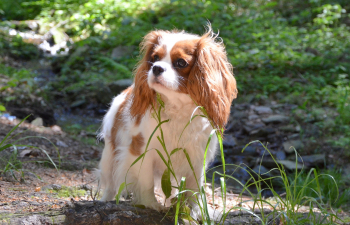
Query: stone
252,165,271,177
18,201,29,207
262,115,290,123
19,149,32,157
298,154,325,166
51,125,63,133
278,160,303,170
77,184,92,191
275,150,286,160
69,46,89,60
249,127,275,137
223,135,236,147
111,46,135,59
70,99,86,108
230,110,247,119
30,201,41,206
254,106,272,115
241,146,257,155
56,140,68,148
42,184,62,191
279,124,300,132
31,117,43,126
248,114,259,120
261,159,303,170
243,122,265,133
283,140,304,153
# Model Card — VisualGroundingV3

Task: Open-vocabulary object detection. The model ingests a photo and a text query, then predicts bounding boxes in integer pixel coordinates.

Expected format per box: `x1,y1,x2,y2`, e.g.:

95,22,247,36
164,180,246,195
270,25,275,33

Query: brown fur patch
152,44,167,61
130,31,171,124
110,87,133,155
170,39,198,94
129,133,145,156
187,29,237,135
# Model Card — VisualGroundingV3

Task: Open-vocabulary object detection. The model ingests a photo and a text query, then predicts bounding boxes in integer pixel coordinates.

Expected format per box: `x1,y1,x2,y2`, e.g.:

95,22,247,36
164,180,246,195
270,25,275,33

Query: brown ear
130,30,167,124
187,29,237,131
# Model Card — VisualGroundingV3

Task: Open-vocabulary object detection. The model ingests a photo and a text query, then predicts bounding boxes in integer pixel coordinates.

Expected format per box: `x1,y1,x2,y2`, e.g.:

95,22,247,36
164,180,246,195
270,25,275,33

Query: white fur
98,33,220,219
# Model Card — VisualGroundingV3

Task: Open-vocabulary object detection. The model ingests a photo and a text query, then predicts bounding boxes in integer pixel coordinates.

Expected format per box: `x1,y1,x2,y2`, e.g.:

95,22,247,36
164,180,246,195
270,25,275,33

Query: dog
97,26,237,219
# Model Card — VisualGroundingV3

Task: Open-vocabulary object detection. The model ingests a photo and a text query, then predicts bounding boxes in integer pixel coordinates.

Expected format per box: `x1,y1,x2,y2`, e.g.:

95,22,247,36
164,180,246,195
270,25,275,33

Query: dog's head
130,27,237,129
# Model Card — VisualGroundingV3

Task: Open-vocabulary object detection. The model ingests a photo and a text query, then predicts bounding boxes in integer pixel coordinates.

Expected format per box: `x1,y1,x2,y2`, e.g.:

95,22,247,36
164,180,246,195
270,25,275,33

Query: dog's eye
176,59,188,68
153,55,160,62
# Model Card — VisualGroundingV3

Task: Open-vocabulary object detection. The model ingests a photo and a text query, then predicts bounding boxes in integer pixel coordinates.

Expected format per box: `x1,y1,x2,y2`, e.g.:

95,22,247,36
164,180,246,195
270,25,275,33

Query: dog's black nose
152,65,165,77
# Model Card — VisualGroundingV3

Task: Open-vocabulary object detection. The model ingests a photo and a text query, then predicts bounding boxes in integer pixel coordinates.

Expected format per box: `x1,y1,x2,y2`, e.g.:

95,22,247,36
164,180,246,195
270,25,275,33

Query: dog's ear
130,30,166,124
187,28,237,131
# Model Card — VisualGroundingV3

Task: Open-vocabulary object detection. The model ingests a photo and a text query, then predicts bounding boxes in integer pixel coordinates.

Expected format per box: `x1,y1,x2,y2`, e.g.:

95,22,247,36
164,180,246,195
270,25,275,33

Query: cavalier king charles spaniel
97,27,237,219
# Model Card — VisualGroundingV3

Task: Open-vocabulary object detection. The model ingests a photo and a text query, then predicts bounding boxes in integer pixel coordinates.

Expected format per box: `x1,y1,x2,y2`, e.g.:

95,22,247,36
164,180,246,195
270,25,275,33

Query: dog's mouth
152,77,167,88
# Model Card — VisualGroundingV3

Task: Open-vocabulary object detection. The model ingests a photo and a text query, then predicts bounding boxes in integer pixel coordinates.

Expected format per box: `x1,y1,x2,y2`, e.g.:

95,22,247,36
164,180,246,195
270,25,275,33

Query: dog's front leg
127,154,166,212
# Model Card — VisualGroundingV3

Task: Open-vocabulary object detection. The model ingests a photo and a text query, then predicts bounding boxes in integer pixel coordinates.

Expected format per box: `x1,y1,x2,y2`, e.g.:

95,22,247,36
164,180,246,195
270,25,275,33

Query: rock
70,99,86,108
224,209,280,225
230,110,247,120
29,201,41,206
261,159,304,170
111,46,135,59
18,201,29,207
278,160,303,170
64,201,175,225
248,114,259,120
279,124,300,132
51,125,63,133
77,184,92,191
252,165,271,178
254,106,272,115
31,117,43,126
283,140,304,153
223,135,236,147
241,146,257,155
6,105,56,126
69,46,89,60
287,133,300,139
23,171,38,179
298,154,326,166
243,122,265,133
249,127,275,137
275,150,286,160
42,184,62,191
19,149,32,157
56,140,68,148
262,115,290,123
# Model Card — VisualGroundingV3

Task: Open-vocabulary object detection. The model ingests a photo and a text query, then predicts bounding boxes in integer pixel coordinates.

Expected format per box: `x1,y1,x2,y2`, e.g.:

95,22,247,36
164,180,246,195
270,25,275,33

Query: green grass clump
0,115,60,181
49,186,87,198
290,169,350,209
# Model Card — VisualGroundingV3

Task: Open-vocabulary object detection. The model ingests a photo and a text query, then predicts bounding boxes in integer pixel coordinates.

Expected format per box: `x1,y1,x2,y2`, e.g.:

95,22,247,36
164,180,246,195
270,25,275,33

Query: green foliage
49,185,86,198
0,105,6,112
0,0,41,20
0,32,40,60
0,63,48,105
290,169,350,208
